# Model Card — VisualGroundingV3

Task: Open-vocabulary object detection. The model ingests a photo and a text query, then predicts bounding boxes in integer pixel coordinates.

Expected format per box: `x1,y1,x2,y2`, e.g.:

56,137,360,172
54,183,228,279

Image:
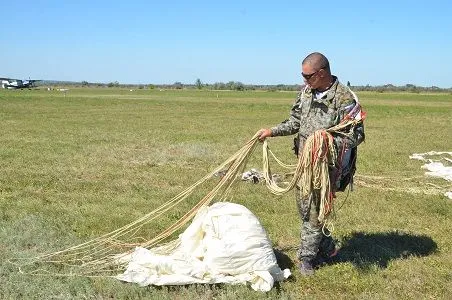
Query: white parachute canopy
116,202,291,292
409,151,452,199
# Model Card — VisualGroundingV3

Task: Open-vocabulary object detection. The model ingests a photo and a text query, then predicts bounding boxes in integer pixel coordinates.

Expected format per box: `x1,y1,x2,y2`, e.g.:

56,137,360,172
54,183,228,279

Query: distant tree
347,81,351,87
81,81,89,86
267,87,277,92
212,82,226,90
107,81,119,87
226,81,235,90
235,82,245,91
405,83,419,93
195,78,203,89
376,84,388,92
148,84,155,89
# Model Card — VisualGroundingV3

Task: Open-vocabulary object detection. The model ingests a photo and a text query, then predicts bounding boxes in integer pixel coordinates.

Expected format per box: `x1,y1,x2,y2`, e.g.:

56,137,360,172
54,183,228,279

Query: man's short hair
302,52,330,73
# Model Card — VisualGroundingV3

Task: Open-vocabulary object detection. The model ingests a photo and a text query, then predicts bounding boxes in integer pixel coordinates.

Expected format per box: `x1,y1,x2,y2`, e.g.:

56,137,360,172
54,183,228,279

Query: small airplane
0,77,41,89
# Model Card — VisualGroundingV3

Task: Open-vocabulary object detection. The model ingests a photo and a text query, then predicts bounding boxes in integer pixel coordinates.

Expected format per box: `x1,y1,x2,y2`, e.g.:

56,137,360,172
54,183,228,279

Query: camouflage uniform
270,77,365,263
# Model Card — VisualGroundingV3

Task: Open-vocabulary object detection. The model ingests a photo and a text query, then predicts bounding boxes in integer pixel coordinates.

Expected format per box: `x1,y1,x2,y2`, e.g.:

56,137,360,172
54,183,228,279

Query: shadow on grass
274,248,296,271
273,248,297,288
334,231,438,270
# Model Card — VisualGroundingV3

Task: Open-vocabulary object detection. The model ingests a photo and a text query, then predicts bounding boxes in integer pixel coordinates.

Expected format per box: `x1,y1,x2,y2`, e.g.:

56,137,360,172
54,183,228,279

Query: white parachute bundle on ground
116,202,291,292
409,151,452,199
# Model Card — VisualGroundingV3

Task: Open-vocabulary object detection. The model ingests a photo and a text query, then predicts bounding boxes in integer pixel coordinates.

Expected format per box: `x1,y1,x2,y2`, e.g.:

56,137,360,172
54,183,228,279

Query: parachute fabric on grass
116,202,290,292
409,151,452,199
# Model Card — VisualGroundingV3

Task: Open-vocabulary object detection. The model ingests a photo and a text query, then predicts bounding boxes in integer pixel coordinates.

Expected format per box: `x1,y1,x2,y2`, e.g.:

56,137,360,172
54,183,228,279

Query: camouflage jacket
271,77,365,152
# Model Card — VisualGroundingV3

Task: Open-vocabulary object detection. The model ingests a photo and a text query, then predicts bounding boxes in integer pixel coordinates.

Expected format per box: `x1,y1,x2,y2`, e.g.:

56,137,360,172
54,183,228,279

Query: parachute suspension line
140,133,260,249
14,132,262,277
267,148,297,169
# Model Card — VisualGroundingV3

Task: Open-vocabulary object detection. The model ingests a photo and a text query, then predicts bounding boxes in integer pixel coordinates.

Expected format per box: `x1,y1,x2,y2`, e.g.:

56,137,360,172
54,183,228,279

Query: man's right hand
258,128,272,141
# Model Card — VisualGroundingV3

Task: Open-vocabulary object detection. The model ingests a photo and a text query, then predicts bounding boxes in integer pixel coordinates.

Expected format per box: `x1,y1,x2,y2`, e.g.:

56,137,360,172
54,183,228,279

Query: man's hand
258,128,272,141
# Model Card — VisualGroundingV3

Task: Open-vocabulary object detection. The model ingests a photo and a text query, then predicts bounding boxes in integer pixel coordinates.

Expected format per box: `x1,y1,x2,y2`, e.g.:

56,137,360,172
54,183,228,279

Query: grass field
0,88,451,299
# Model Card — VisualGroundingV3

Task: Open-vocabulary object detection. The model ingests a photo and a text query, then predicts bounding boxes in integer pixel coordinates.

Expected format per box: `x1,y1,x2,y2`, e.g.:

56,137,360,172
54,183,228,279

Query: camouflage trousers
296,186,335,262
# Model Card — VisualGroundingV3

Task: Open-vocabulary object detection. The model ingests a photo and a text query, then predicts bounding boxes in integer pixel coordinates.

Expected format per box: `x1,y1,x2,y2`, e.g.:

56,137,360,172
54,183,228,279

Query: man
258,52,365,275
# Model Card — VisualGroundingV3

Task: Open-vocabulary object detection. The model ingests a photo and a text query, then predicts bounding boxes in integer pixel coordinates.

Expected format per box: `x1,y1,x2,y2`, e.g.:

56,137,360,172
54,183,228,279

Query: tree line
42,79,451,93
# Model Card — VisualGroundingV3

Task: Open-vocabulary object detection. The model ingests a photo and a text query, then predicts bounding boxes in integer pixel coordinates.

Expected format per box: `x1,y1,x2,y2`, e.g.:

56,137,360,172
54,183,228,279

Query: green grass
0,88,451,299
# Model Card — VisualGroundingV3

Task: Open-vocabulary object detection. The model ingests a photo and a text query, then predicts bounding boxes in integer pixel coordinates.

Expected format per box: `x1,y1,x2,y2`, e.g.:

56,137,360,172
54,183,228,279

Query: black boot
299,259,315,276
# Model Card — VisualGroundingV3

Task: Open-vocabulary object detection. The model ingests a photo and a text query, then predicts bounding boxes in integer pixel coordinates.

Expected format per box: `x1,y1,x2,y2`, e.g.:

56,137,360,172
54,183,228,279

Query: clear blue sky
1,0,451,87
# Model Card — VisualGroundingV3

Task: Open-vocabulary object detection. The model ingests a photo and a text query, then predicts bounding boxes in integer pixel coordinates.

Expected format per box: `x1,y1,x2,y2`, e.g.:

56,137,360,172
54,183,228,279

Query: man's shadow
332,231,437,271
274,231,437,272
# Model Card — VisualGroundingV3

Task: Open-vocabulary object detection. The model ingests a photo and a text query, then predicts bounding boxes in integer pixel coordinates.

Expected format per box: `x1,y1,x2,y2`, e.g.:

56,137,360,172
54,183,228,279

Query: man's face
301,63,322,89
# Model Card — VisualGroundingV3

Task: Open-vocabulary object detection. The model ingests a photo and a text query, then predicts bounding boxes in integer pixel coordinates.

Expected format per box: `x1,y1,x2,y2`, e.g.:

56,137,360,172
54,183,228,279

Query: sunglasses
302,69,321,80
